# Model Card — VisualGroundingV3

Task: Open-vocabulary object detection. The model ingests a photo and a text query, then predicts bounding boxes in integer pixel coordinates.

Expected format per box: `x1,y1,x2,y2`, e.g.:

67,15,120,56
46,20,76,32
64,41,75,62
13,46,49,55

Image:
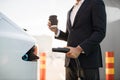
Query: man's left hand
66,46,83,58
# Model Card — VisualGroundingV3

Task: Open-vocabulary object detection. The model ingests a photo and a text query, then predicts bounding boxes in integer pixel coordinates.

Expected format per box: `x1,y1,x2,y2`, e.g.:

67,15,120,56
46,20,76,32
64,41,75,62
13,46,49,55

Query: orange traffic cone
40,52,46,80
105,51,114,80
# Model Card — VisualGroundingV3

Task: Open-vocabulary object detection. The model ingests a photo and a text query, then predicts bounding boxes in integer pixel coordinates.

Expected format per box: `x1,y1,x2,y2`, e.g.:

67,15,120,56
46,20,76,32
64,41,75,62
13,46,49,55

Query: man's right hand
48,20,58,35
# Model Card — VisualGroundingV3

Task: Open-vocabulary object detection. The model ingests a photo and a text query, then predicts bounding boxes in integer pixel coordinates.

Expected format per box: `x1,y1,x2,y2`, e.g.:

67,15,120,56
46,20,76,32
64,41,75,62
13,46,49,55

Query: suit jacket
55,0,106,68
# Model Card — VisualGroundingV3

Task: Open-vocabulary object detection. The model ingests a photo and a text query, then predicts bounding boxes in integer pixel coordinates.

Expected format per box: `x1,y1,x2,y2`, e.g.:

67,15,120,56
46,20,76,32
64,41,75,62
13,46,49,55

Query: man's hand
66,46,83,58
48,20,58,35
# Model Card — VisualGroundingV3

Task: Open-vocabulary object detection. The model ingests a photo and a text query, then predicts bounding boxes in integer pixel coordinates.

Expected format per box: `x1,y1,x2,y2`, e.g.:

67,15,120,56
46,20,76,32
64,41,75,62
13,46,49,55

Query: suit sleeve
55,29,68,41
55,12,70,41
80,0,106,55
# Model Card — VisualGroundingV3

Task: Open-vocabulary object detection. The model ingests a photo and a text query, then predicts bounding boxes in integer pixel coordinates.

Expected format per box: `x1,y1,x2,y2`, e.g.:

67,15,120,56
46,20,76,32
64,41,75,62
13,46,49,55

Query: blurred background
0,0,120,80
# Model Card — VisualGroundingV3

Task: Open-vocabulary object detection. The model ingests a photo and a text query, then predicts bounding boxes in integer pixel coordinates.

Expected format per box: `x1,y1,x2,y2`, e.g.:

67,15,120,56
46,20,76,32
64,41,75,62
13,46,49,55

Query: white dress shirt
70,0,84,26
55,0,84,37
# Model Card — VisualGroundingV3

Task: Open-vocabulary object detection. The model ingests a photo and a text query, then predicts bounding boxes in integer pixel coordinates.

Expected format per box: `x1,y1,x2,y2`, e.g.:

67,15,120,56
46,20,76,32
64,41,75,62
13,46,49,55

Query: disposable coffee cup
49,15,58,25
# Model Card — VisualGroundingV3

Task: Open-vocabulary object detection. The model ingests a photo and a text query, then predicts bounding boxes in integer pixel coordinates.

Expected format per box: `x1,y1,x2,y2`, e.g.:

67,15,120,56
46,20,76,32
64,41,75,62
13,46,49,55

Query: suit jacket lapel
67,6,74,28
73,0,89,27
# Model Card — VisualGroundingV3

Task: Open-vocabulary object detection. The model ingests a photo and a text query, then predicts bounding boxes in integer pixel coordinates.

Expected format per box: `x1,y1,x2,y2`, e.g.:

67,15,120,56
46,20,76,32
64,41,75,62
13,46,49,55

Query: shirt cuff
55,29,60,37
81,51,85,54
78,45,85,54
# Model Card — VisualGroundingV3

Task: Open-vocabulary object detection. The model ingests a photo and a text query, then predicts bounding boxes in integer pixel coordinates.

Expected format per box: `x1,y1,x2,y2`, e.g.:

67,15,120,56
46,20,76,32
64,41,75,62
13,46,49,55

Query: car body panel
0,12,37,80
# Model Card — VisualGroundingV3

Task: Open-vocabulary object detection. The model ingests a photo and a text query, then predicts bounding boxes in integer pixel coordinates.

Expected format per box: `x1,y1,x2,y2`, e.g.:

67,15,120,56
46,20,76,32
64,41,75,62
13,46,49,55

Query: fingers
48,20,51,27
67,53,76,58
66,47,76,58
67,52,78,58
66,46,80,59
48,20,58,34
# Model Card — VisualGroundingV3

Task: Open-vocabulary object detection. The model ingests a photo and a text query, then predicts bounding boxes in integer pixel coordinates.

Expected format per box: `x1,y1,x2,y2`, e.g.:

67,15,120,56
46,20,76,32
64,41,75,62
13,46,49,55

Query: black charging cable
75,58,82,80
52,47,84,80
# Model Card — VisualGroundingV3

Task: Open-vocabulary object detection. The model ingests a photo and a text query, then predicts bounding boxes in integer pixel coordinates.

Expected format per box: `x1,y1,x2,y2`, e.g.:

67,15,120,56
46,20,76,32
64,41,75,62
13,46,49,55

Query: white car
0,12,39,80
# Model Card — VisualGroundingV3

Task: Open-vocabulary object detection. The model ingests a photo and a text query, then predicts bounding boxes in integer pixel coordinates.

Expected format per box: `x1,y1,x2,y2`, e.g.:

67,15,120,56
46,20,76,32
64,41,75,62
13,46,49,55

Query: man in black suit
48,0,106,79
